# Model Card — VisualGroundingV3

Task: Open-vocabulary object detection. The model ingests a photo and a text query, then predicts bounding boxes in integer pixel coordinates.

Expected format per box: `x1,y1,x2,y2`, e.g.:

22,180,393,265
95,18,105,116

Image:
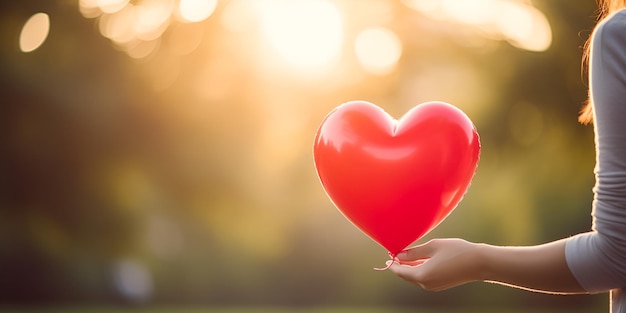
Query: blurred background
0,0,607,312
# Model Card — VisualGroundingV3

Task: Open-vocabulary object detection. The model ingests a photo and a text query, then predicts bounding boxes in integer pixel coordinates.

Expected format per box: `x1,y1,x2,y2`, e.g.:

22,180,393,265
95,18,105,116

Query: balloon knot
373,253,397,271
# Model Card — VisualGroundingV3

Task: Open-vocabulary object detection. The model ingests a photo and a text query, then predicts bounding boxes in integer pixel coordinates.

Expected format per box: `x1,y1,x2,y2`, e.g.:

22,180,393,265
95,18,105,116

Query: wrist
473,243,494,282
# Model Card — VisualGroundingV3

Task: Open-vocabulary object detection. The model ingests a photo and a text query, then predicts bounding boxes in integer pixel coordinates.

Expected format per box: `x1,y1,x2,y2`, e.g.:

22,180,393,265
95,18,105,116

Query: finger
396,240,439,261
388,262,424,287
398,258,428,266
387,261,410,278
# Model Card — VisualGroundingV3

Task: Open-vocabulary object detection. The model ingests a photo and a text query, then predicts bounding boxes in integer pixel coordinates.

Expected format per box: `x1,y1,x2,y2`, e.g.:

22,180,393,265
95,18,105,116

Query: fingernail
396,251,408,259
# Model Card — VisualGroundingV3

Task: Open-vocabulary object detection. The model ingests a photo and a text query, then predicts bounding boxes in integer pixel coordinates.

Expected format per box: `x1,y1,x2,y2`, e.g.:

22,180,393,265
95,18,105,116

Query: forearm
478,239,586,294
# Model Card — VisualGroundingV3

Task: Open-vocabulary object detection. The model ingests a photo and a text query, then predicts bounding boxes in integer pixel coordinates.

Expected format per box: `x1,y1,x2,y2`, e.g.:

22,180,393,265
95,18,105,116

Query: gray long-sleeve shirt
565,9,626,313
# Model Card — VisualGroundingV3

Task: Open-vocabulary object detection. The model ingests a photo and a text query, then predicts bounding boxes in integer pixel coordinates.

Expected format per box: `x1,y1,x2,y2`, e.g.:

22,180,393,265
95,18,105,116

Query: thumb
396,240,438,261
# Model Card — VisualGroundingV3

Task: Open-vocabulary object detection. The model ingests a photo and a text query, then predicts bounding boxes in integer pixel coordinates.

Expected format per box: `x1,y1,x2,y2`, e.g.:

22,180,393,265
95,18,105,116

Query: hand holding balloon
387,239,484,291
313,101,480,264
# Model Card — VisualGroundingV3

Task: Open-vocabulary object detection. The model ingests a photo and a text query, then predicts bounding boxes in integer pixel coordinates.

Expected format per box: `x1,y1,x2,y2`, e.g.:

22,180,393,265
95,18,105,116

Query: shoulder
592,9,626,63
596,9,626,39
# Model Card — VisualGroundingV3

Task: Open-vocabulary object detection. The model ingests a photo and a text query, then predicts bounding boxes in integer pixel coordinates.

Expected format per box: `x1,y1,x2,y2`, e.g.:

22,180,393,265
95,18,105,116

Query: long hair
579,0,626,124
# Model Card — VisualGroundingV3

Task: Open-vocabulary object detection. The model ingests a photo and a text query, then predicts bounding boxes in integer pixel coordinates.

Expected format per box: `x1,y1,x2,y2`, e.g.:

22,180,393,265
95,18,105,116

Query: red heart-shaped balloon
313,101,480,257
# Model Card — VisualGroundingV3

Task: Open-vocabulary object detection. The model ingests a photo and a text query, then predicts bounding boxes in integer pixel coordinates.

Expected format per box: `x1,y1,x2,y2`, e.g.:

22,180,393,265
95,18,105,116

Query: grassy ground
0,307,603,313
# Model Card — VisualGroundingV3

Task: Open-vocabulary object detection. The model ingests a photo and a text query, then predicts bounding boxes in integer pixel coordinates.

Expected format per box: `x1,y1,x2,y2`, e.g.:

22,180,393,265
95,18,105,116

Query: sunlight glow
98,4,136,43
97,0,129,14
440,0,495,25
166,22,204,56
402,0,552,51
79,0,128,17
220,0,256,33
178,0,218,23
257,0,343,69
126,39,160,59
86,0,177,59
19,13,50,53
133,0,174,41
79,0,103,18
496,2,551,52
355,27,403,75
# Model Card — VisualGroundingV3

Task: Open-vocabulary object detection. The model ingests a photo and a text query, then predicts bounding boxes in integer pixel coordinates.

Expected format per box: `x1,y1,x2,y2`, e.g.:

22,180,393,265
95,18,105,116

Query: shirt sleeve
565,10,626,293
